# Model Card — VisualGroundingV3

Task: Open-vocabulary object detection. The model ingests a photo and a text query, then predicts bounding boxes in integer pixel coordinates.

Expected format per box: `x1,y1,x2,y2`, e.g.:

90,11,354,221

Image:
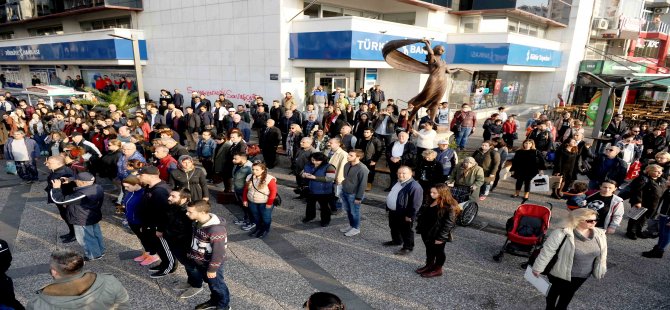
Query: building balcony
0,28,147,65
455,0,571,27
0,0,142,26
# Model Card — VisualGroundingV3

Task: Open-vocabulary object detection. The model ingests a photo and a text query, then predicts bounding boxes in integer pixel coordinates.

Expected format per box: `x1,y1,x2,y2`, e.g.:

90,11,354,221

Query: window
507,18,546,38
518,22,528,35
508,19,518,32
382,12,416,25
460,16,480,33
28,25,63,36
0,31,13,40
302,2,380,20
80,16,131,31
303,2,320,18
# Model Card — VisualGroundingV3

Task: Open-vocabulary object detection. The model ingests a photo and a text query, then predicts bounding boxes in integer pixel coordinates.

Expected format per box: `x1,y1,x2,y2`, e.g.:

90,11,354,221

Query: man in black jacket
137,167,175,278
184,107,201,151
385,131,417,191
173,89,184,109
383,166,423,255
588,146,627,189
166,189,200,298
50,172,105,261
528,123,553,152
356,127,383,191
162,137,189,160
260,119,282,168
45,156,77,243
223,132,247,192
604,113,627,144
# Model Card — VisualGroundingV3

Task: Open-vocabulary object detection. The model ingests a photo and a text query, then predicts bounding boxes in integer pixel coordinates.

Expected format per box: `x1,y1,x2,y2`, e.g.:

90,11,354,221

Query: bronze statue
382,39,467,129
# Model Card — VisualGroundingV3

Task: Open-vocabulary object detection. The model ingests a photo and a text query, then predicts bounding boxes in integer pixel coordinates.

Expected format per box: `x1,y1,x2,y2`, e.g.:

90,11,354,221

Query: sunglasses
585,219,598,224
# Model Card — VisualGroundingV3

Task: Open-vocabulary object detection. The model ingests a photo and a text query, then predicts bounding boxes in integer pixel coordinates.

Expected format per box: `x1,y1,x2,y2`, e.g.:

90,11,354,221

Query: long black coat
511,149,545,180
553,146,579,180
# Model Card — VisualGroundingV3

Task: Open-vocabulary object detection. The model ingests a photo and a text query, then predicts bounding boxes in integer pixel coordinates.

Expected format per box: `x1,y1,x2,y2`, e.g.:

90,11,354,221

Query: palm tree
77,88,139,114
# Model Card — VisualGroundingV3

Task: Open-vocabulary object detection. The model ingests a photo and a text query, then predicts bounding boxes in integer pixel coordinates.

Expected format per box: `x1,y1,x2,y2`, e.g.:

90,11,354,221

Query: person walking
301,152,336,227
502,115,518,148
451,104,477,150
242,162,278,239
4,130,39,183
472,140,500,200
552,138,581,198
383,166,423,255
339,149,369,237
183,200,231,310
531,208,608,310
584,180,624,235
642,181,670,258
415,183,458,278
49,172,106,261
625,164,667,240
510,139,546,204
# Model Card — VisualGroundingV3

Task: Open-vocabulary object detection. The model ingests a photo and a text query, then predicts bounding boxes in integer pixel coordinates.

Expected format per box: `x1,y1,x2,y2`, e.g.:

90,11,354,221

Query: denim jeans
341,191,362,229
658,215,670,251
248,202,274,233
455,127,473,149
74,224,106,259
184,262,230,308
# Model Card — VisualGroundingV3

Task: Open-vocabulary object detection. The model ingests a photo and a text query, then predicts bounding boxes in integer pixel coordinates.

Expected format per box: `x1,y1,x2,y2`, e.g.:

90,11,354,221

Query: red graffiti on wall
186,86,258,102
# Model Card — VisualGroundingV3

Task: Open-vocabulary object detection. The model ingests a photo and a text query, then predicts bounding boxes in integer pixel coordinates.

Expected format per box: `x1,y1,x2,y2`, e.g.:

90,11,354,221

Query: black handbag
528,235,567,275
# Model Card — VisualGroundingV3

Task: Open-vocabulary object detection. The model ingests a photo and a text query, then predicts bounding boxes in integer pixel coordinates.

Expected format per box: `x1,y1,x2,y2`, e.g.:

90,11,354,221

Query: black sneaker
59,233,74,240
149,270,169,279
84,254,105,262
62,235,76,243
194,299,218,310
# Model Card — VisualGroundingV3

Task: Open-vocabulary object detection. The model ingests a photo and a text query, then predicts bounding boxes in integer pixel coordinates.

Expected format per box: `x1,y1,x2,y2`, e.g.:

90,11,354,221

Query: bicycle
449,184,479,227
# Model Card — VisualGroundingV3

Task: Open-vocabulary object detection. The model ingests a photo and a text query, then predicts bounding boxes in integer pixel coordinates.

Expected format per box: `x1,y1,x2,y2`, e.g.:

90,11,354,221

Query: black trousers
164,236,191,269
142,227,173,272
305,193,332,225
388,160,401,187
546,274,588,310
57,205,75,235
515,177,532,192
388,210,414,250
362,160,376,184
201,158,214,179
263,147,277,168
422,235,447,267
129,224,156,254
627,206,655,235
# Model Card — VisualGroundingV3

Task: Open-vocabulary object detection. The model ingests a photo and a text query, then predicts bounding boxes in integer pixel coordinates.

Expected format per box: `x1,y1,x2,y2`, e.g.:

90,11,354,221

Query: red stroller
493,203,553,262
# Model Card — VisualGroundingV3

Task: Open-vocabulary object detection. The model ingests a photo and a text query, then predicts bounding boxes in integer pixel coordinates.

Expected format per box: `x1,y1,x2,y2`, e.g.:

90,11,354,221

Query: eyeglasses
585,219,598,224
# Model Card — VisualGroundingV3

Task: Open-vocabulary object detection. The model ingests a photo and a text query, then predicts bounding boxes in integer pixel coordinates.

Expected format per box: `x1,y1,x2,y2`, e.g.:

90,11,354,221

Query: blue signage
290,31,561,68
0,39,148,61
289,31,447,62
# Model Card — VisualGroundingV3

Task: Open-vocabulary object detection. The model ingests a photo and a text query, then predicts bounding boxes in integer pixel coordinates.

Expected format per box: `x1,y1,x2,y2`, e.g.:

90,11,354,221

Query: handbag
644,202,662,237
5,161,16,175
530,175,550,193
625,160,641,181
528,235,568,275
251,179,282,207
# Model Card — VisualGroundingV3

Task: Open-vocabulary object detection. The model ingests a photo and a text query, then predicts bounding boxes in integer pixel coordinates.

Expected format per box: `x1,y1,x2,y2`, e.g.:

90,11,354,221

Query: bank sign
290,31,561,67
0,39,148,61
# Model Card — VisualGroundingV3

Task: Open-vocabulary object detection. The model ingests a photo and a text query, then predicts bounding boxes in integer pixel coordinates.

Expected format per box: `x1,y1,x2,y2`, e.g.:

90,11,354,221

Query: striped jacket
187,214,228,272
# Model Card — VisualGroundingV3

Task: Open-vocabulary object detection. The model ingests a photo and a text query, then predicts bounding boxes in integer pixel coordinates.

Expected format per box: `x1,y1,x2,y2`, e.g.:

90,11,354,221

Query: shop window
302,2,380,20
518,22,529,35
382,12,416,25
322,5,341,18
28,25,63,36
508,19,518,32
80,16,131,31
303,2,320,18
460,16,480,33
0,31,13,40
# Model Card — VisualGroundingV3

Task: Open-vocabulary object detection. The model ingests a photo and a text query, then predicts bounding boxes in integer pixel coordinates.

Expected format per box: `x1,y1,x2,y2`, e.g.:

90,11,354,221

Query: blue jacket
117,151,146,180
390,179,424,219
4,137,40,161
435,147,457,176
197,139,216,158
123,188,144,225
50,184,104,226
304,162,335,195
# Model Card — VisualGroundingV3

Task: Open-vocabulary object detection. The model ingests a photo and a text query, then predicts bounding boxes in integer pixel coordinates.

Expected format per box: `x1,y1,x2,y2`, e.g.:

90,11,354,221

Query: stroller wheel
458,201,479,226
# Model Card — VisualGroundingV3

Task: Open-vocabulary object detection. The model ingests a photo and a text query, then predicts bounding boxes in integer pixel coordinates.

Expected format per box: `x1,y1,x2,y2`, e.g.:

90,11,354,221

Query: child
184,200,231,309
196,130,216,181
562,181,588,210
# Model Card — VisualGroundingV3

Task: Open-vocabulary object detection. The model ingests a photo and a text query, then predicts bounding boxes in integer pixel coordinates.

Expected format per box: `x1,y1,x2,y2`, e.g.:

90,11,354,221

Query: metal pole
618,77,632,114
592,84,613,139
131,34,145,111
663,90,669,112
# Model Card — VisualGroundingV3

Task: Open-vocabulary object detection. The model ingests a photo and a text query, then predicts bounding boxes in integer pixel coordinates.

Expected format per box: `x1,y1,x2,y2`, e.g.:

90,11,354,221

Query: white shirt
391,141,405,158
386,182,403,210
499,112,508,122
415,129,436,149
11,139,29,161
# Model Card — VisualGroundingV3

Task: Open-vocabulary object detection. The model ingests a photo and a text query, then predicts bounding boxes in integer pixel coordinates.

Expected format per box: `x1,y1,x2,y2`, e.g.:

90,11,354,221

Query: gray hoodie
28,271,129,309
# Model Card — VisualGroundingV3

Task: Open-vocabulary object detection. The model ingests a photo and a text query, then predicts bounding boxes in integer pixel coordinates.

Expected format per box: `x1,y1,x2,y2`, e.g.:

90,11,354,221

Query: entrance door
333,77,347,94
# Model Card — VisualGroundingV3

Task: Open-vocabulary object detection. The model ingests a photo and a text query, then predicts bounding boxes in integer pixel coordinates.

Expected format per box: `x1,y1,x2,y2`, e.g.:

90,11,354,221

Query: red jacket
503,121,517,134
156,155,178,181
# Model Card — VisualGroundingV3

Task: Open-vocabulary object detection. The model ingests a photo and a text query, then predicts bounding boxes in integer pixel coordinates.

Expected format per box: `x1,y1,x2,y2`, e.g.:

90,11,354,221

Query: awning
631,73,670,88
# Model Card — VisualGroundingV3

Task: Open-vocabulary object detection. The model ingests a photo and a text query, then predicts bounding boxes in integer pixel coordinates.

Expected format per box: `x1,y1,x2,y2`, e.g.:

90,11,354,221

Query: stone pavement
2,104,670,309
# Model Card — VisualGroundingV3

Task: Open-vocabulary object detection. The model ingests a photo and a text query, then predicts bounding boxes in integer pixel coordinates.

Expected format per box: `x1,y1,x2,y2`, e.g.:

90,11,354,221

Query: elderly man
28,249,128,308
154,145,179,181
294,137,316,198
328,137,349,214
260,119,282,168
231,114,251,142
162,137,189,159
435,139,458,183
45,156,77,243
50,172,106,261
588,145,628,189
338,125,357,152
385,131,417,191
383,166,423,255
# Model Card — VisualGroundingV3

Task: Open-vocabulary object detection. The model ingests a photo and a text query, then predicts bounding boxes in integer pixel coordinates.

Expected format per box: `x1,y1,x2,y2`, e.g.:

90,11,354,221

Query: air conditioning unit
654,7,670,14
595,18,609,30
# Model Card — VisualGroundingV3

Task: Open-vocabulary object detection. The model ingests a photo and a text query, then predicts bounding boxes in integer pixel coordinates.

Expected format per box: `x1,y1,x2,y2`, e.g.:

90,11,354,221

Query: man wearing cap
138,166,176,278
435,139,458,183
50,172,106,261
222,107,237,132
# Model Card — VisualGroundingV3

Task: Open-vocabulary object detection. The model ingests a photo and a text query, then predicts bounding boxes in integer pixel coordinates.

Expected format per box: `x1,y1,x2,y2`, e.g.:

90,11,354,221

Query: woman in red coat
502,115,518,148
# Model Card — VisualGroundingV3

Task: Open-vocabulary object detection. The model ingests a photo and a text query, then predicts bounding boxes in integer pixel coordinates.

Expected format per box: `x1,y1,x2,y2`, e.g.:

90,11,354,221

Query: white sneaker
344,228,360,237
173,282,192,291
179,287,203,299
339,226,352,233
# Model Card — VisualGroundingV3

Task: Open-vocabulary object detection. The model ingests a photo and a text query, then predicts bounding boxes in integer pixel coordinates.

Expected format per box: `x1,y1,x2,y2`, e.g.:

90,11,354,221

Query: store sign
445,43,561,67
507,44,562,67
0,39,148,61
601,60,646,75
579,60,604,74
289,31,447,62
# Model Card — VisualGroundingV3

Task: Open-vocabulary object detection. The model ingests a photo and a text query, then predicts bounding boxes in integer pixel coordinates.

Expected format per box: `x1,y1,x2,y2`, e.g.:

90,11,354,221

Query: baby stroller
492,203,553,262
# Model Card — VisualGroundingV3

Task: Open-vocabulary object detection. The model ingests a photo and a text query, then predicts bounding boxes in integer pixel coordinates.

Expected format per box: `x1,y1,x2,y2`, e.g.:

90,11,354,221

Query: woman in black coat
510,139,546,203
415,183,458,278
352,113,371,141
169,156,210,202
626,164,667,240
552,138,580,197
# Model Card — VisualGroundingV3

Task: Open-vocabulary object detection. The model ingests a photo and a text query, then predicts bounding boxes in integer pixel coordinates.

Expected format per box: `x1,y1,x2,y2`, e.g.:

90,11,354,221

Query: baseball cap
138,166,160,176
178,155,193,162
438,140,449,145
75,172,95,182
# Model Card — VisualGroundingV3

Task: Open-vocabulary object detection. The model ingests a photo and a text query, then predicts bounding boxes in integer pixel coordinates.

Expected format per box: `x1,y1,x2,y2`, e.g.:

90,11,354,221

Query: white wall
139,0,285,105
377,68,424,106
525,0,595,104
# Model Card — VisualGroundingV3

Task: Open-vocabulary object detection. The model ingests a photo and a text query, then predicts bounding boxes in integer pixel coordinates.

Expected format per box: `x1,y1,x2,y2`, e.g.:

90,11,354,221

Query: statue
382,39,467,129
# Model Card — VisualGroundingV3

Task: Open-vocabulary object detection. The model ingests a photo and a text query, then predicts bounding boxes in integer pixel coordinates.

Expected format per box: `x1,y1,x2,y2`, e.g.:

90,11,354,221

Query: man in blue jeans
184,200,231,310
339,149,369,237
451,104,477,150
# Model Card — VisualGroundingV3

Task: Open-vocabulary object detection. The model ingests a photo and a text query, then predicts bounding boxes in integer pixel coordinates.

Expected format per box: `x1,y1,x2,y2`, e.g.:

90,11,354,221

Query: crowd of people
0,84,668,309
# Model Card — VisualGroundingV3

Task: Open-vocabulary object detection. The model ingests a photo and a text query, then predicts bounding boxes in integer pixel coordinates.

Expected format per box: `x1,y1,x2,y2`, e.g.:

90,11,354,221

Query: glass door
333,77,347,94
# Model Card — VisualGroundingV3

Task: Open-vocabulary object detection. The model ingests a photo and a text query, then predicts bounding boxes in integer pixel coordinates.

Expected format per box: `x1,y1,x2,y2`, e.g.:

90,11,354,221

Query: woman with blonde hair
532,208,608,310
415,183,459,278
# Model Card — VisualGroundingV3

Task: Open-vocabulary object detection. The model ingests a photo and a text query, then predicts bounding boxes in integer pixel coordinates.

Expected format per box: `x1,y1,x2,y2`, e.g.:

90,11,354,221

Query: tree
77,88,139,115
